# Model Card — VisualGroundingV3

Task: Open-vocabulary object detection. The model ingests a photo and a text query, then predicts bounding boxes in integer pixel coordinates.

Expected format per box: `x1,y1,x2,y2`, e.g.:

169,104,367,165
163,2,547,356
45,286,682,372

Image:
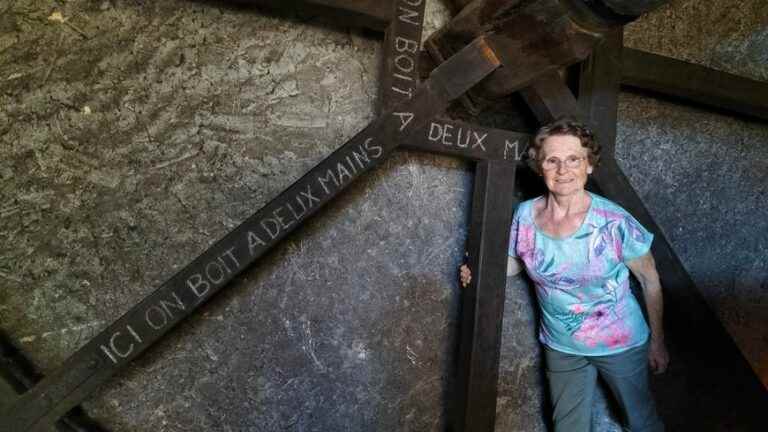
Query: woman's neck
544,190,591,219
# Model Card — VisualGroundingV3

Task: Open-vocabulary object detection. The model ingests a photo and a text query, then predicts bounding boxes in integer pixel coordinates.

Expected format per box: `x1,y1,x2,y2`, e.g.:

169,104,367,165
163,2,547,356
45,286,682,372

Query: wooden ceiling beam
622,47,768,121
230,0,392,31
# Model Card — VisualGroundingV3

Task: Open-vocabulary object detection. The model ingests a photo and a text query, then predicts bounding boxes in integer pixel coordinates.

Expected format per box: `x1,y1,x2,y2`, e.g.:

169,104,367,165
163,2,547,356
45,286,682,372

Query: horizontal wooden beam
622,48,768,121
230,0,392,30
0,332,106,432
402,118,529,162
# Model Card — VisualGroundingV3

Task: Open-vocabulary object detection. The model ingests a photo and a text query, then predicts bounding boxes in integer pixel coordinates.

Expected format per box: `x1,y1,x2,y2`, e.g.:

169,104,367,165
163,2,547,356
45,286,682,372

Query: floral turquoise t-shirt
508,192,653,356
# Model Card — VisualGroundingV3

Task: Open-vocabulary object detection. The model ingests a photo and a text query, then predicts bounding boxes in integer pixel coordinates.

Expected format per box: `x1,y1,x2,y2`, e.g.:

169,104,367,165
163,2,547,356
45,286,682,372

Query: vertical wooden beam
452,160,517,432
379,0,427,113
578,28,623,157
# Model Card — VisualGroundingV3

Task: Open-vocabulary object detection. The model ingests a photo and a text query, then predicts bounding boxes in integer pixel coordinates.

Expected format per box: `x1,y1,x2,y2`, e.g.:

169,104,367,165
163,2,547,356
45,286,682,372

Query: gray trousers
544,342,664,432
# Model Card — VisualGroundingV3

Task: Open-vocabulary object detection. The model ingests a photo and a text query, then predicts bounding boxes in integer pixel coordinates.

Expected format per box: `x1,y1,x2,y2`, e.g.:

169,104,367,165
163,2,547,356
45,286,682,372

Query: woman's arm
626,252,669,374
507,256,523,277
459,257,523,288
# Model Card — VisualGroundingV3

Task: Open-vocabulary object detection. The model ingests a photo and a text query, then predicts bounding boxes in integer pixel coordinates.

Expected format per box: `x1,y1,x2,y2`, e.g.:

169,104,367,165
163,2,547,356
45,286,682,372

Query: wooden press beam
402,118,529,162
451,160,517,432
425,0,603,112
377,7,523,432
0,332,105,432
622,47,768,121
579,29,623,157
379,0,427,112
520,32,768,429
0,35,502,432
231,0,391,30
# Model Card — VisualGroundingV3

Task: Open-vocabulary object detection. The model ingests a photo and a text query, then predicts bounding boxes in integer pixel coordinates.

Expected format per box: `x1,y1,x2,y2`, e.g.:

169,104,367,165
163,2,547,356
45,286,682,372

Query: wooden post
452,160,517,432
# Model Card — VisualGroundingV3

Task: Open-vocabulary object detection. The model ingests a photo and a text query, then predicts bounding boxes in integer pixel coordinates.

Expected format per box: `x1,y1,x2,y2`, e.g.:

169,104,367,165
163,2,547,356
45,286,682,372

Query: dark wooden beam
0,332,106,432
520,38,768,429
622,47,768,121
402,118,529,162
579,29,623,157
379,0,427,112
452,160,517,432
230,0,392,31
601,0,669,17
0,36,502,432
519,71,582,124
426,0,604,112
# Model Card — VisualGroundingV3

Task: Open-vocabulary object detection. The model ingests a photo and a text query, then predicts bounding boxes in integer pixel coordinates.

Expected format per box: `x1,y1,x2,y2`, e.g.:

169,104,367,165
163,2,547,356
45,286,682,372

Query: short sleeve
618,212,654,262
508,206,521,258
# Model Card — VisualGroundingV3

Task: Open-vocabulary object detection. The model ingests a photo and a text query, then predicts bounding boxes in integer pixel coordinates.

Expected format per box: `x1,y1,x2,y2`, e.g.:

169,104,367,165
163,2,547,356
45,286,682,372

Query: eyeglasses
540,155,586,171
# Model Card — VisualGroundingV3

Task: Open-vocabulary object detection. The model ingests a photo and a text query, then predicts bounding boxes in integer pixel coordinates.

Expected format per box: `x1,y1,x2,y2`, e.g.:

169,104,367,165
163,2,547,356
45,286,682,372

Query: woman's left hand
648,337,669,374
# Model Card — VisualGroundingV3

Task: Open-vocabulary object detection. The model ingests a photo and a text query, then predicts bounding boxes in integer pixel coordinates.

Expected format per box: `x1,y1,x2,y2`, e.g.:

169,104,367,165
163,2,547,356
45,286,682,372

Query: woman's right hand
459,264,472,288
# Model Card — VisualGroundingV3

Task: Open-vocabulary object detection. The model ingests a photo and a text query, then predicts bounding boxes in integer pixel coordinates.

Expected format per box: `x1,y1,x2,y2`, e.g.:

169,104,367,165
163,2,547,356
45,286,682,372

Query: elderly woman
460,118,668,431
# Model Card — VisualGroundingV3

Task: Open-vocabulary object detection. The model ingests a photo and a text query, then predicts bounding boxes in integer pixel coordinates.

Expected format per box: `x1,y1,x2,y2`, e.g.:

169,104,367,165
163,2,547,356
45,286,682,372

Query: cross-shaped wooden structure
1,1,767,431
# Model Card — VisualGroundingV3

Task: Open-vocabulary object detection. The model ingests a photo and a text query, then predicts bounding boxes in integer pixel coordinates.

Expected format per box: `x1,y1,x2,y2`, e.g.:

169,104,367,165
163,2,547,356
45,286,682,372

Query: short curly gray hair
527,117,601,175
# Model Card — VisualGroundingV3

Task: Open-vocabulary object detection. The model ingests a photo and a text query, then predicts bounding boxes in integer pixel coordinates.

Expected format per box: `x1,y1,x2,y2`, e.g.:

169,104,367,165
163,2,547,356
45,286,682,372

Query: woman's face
539,134,593,197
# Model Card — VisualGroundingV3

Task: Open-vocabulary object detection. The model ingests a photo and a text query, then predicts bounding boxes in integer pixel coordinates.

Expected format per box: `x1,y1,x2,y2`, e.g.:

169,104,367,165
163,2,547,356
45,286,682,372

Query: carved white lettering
100,344,118,364
261,217,281,240
109,331,134,358
393,112,414,131
394,36,418,54
187,273,210,298
393,72,413,82
442,124,455,146
247,231,266,255
395,54,415,73
504,139,523,160
126,325,142,343
397,7,420,26
427,122,492,152
428,122,442,141
364,138,382,159
205,260,225,284
300,184,320,206
336,161,352,184
286,197,307,220
472,132,488,151
159,292,186,317
145,305,168,330
352,145,371,168
220,247,240,271
317,169,339,195
391,86,413,99
272,206,294,231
